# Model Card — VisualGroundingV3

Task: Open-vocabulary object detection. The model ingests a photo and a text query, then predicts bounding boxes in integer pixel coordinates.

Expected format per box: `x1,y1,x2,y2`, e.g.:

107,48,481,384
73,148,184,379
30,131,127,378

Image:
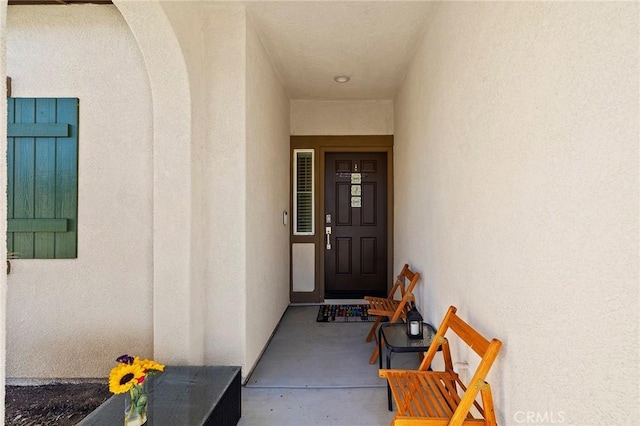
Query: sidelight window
293,149,314,235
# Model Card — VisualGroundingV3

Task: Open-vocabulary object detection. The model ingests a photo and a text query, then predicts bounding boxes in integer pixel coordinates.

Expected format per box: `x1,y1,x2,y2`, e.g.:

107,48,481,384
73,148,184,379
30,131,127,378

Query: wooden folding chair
379,306,502,426
365,264,420,364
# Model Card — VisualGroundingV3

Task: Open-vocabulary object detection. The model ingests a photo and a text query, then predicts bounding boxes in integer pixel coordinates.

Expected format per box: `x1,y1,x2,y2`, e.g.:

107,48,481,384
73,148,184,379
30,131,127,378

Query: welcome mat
316,304,382,322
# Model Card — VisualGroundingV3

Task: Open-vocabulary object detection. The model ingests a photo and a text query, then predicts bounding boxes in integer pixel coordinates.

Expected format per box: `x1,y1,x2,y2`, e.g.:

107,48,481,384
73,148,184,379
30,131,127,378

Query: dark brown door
324,152,387,298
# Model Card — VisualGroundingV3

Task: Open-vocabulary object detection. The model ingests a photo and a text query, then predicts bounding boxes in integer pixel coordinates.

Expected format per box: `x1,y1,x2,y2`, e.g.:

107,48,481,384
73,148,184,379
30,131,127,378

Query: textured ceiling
8,0,433,100
246,1,433,100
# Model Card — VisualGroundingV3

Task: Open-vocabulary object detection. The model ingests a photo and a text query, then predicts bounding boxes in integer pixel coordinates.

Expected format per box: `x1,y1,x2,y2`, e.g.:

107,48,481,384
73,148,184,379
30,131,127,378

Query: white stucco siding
1,1,8,418
160,3,250,368
162,4,293,373
394,2,639,424
117,0,195,366
6,5,153,378
200,5,248,367
152,0,210,367
245,18,290,373
291,99,393,135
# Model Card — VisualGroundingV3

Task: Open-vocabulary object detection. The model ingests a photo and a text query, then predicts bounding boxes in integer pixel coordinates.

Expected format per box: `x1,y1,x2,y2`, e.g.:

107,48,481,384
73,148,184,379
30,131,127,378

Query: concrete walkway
238,305,400,426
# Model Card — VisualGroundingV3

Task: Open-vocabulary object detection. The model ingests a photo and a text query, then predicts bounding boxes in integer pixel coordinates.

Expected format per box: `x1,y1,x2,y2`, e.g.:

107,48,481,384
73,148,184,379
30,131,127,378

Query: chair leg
366,316,382,343
481,383,497,426
369,339,383,364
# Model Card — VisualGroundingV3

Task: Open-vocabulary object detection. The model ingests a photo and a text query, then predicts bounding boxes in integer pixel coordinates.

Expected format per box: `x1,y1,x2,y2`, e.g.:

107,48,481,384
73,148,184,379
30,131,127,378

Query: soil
5,383,111,426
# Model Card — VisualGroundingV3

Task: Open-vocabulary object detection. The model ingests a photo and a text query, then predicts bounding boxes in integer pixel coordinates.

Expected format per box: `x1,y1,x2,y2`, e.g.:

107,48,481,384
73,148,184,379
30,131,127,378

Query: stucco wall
394,2,639,424
162,2,291,372
202,5,248,367
161,3,249,367
5,1,289,380
116,0,195,366
6,5,153,378
1,0,8,417
291,99,393,135
158,1,206,365
245,18,290,372
163,3,292,372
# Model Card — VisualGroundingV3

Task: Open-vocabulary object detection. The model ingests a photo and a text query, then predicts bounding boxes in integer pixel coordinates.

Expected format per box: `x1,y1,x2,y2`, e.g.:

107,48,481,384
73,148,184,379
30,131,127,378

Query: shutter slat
8,219,69,233
13,98,37,258
34,98,58,258
8,123,70,137
54,98,78,258
7,99,15,252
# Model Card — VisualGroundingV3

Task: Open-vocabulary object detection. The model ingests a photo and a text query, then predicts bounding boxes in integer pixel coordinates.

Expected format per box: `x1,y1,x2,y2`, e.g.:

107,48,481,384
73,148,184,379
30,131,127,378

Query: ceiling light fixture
333,75,351,83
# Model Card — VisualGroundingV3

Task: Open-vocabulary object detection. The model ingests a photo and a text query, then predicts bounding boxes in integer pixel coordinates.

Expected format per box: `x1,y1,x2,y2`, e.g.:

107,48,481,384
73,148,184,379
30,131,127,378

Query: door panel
336,183,352,225
325,152,387,298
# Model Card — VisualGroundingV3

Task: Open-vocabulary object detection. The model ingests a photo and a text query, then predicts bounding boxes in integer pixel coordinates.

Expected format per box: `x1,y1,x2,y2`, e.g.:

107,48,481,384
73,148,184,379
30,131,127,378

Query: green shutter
7,98,78,259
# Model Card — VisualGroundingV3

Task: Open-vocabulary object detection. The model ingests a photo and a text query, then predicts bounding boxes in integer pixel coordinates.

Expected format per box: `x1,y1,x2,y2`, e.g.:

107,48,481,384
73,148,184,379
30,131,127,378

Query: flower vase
124,382,148,426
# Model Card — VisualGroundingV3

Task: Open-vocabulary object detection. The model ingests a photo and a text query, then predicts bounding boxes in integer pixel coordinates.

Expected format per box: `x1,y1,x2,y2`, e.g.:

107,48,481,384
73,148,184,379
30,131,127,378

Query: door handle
325,226,332,250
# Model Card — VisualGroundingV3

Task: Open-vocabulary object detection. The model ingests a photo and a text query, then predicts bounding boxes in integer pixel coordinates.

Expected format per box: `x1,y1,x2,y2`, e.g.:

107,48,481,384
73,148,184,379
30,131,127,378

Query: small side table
378,322,437,411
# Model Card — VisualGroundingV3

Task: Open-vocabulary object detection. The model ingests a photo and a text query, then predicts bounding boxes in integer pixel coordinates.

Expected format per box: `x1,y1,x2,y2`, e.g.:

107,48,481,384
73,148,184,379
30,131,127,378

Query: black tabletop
79,365,241,426
380,322,437,352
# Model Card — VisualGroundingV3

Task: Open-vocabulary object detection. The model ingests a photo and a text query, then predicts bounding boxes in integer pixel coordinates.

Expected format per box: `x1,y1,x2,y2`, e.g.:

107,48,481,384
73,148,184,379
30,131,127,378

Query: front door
324,152,387,298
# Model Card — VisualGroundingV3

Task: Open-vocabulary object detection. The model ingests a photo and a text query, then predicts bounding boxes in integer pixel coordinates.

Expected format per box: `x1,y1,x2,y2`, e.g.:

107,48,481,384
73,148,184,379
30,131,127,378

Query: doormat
316,304,385,322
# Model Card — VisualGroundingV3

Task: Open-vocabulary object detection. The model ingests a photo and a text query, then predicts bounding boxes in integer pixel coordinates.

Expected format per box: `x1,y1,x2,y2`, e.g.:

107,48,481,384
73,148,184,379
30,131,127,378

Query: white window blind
294,149,314,235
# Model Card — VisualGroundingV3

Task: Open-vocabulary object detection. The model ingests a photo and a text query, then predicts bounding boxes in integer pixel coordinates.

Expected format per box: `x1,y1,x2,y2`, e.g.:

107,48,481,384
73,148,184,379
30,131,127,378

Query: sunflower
135,357,165,374
109,362,145,394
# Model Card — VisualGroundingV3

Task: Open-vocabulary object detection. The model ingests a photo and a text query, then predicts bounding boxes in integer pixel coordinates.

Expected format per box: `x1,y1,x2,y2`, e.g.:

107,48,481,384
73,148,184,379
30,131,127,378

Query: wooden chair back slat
448,313,491,357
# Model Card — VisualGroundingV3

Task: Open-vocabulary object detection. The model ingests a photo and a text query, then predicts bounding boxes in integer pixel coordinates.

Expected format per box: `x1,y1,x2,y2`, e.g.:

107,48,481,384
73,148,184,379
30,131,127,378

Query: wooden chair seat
364,264,421,364
381,370,489,425
380,306,502,426
367,298,404,318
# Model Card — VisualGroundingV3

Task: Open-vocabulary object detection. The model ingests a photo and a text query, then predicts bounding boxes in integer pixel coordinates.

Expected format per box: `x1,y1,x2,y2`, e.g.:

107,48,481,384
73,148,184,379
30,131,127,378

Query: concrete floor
239,387,394,425
238,303,397,426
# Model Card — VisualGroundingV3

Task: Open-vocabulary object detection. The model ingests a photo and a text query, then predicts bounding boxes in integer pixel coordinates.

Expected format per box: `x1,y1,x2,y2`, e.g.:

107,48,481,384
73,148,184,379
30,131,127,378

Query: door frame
290,136,394,303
